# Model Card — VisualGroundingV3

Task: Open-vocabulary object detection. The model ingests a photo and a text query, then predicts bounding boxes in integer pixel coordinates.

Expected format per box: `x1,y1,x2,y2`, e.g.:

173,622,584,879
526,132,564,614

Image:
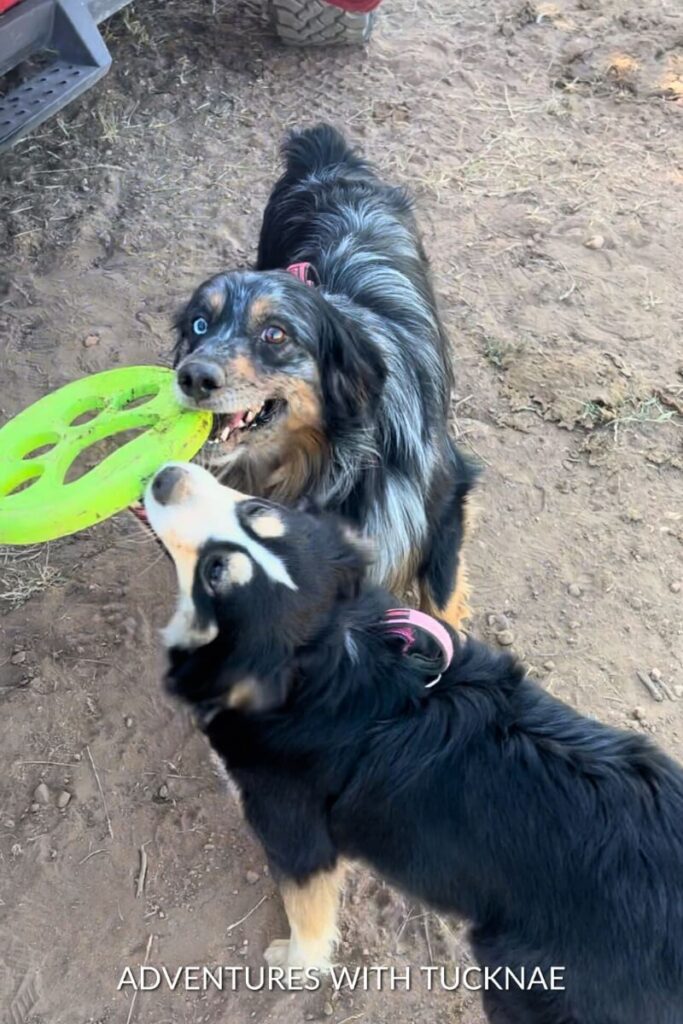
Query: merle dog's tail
280,124,372,183
257,124,376,269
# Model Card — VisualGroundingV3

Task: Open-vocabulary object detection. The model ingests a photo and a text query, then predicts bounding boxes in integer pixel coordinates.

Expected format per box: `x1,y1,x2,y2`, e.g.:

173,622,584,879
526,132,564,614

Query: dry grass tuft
0,545,62,610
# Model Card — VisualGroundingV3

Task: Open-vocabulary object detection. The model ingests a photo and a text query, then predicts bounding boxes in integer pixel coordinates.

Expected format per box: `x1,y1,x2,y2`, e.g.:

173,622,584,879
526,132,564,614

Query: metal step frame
0,0,131,153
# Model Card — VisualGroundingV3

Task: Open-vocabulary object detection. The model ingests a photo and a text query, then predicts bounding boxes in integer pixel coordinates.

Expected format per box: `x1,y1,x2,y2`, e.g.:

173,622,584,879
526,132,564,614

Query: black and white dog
145,462,683,1024
172,124,475,630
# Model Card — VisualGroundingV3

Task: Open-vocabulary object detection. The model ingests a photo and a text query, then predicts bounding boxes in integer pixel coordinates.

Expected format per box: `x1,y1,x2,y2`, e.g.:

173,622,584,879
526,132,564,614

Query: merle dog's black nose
177,359,225,401
152,465,186,506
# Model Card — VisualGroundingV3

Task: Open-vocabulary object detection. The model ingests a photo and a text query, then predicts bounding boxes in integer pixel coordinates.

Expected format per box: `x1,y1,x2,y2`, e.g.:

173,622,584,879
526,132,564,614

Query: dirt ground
1,0,682,1021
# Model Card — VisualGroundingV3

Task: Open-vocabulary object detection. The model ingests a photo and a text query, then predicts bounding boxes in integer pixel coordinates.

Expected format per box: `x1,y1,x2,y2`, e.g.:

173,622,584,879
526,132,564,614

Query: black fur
163,499,683,1024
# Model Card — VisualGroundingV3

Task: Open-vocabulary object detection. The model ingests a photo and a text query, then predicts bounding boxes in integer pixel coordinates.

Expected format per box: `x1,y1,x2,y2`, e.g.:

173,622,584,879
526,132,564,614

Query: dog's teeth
244,410,254,425
220,425,231,442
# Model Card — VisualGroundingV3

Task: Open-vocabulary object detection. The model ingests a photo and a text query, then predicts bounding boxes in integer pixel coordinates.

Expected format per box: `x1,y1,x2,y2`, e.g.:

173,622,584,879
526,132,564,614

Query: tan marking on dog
206,288,226,315
286,377,322,430
259,378,327,502
248,296,274,328
226,551,253,585
230,354,259,385
251,513,286,539
383,549,421,601
227,678,258,709
265,863,347,971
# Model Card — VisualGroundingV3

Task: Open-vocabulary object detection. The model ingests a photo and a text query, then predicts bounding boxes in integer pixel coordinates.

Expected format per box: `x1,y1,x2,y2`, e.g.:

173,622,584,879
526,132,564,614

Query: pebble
30,803,40,813
561,35,593,62
650,668,662,682
496,629,515,647
83,333,99,348
632,706,647,722
583,234,605,250
124,716,134,728
670,582,681,593
56,790,71,809
323,1003,334,1017
567,583,582,598
34,783,50,804
245,870,260,885
543,660,556,671
629,595,643,610
674,685,683,699
11,651,27,665
158,784,169,801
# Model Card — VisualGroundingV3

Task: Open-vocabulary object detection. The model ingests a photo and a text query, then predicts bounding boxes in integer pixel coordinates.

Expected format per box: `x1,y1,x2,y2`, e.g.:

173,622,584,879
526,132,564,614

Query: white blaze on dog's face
144,462,295,650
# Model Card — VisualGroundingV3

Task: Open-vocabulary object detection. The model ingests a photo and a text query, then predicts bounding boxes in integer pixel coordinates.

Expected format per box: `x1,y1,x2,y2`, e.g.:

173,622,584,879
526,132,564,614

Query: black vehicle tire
270,0,376,46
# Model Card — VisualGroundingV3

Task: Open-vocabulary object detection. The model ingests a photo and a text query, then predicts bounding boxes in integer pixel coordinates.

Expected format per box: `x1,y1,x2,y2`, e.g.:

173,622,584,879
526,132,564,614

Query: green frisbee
0,366,212,545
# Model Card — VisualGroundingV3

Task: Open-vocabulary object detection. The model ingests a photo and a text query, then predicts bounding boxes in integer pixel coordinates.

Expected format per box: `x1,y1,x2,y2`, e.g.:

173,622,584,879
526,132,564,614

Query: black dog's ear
317,302,386,428
166,640,293,714
294,495,321,514
329,522,372,600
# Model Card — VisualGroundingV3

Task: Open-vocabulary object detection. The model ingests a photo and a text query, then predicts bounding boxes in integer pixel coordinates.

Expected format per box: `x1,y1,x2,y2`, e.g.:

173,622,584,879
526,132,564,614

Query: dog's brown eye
261,325,287,345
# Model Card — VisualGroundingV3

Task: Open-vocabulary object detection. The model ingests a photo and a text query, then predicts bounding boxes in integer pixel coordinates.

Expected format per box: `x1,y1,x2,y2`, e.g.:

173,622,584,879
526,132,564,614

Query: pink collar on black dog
381,608,454,688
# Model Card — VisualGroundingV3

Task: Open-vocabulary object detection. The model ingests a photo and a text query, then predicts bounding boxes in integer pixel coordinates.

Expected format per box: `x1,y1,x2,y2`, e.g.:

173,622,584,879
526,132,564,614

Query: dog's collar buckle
286,261,319,286
381,608,454,688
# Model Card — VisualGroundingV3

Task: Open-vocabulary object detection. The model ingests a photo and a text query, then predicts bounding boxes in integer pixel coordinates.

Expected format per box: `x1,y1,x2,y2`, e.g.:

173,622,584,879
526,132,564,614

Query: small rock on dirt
83,333,99,348
56,790,71,809
157,784,169,801
30,803,40,813
11,651,27,665
496,629,515,646
245,870,260,885
670,582,681,594
34,782,50,804
323,1004,334,1017
567,583,582,598
631,706,647,722
650,668,662,682
543,660,556,671
583,234,605,250
124,716,133,728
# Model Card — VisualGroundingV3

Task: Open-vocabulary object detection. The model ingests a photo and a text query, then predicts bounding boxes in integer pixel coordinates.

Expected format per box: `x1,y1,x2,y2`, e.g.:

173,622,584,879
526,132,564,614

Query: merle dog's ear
317,302,386,427
172,306,190,368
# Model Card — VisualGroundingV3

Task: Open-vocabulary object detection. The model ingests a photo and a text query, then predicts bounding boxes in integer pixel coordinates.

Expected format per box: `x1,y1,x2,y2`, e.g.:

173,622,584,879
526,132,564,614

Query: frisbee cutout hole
22,440,58,460
64,428,147,484
70,407,102,427
120,390,158,411
2,467,43,498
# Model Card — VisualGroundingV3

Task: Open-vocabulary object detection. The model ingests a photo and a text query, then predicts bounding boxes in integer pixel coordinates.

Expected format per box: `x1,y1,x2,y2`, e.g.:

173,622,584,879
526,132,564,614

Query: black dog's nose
152,465,187,506
177,359,225,401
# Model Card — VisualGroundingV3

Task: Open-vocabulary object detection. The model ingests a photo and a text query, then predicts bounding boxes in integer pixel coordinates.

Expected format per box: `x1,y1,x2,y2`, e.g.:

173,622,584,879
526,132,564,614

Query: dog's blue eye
193,317,208,336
